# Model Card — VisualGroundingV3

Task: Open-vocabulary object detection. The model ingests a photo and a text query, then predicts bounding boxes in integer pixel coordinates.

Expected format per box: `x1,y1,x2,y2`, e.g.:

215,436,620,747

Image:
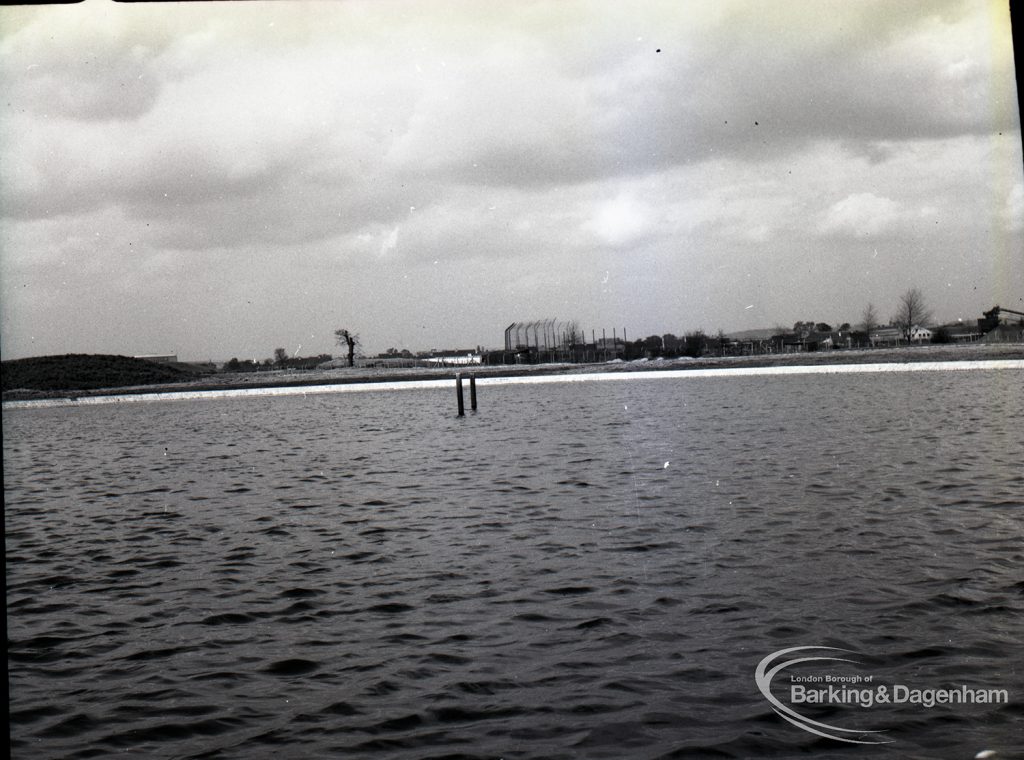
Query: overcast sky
1,0,1021,361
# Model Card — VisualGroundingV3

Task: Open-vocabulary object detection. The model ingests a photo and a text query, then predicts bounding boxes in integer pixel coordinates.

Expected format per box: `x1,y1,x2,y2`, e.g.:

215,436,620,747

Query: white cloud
581,194,654,248
380,227,399,255
818,193,902,238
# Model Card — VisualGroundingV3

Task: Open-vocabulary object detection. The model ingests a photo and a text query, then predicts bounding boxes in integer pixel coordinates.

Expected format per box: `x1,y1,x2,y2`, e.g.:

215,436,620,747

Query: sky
1,0,1021,361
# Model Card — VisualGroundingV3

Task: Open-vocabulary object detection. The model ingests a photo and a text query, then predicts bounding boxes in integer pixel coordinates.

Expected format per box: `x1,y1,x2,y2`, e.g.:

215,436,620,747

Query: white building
423,353,481,366
909,326,933,342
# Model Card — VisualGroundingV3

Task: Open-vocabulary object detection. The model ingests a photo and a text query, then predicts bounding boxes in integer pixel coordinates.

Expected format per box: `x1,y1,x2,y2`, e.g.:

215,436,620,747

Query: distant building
978,305,1024,333
806,331,833,350
942,323,982,342
134,354,178,364
422,351,481,366
908,326,933,342
775,330,833,351
927,323,982,343
829,330,855,349
982,323,1024,343
869,327,902,346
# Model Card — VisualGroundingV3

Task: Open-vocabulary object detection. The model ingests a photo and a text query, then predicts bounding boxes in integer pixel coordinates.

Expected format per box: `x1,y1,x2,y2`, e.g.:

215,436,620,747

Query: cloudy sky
1,0,1021,361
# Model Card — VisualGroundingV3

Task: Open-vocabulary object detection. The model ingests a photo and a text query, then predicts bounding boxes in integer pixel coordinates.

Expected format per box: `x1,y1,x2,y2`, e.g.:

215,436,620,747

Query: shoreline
4,343,1023,406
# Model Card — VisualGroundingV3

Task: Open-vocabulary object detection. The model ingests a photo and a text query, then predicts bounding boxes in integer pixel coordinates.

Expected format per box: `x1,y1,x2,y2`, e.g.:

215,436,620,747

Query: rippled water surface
5,370,1023,759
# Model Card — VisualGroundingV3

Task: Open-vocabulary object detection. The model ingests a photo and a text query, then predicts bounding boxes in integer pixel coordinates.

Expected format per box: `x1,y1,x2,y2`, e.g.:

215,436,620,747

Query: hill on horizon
1,354,199,393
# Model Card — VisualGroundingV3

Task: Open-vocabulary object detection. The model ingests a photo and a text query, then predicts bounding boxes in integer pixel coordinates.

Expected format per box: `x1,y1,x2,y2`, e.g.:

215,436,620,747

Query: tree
859,302,879,347
273,348,288,364
335,329,359,367
860,302,878,333
562,320,581,347
893,288,932,340
682,330,705,358
716,329,728,356
642,334,664,355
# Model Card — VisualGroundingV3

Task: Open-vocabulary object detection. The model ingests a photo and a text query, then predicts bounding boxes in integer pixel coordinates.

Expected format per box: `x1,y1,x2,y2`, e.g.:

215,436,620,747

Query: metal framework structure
500,320,629,364
504,319,586,352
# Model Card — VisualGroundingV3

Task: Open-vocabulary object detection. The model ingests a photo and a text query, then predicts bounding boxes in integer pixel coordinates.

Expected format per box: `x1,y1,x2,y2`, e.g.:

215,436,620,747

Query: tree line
222,287,944,372
223,327,360,372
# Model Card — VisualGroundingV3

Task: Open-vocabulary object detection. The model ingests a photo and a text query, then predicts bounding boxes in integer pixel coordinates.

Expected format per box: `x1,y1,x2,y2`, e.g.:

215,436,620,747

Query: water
5,369,1023,759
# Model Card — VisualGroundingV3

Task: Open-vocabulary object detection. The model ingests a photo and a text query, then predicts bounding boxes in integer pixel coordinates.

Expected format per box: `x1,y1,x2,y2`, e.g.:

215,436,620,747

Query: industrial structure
500,320,629,363
978,305,1024,331
975,305,1024,342
503,320,579,353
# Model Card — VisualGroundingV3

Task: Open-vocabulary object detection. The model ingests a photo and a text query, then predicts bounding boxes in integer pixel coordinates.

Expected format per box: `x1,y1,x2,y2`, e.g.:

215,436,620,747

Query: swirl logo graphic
755,646,891,744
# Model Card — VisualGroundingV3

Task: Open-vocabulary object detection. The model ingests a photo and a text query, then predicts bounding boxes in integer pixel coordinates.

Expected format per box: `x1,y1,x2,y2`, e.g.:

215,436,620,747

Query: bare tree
860,302,878,347
334,329,360,367
860,303,878,332
273,347,288,364
563,320,581,347
893,288,932,340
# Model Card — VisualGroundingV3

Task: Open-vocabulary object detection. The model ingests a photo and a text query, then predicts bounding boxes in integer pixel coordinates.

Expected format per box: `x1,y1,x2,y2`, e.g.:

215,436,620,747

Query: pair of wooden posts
455,372,477,416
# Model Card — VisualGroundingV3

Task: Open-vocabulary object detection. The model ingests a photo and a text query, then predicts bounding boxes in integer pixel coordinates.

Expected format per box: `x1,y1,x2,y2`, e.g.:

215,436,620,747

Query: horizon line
4,359,1022,410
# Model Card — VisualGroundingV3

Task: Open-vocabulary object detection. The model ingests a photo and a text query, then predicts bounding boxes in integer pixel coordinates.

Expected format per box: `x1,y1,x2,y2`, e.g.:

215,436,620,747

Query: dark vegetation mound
2,354,197,392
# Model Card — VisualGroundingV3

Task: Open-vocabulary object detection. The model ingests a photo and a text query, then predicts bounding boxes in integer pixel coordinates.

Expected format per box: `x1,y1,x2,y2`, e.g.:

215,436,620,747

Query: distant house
908,326,933,343
134,354,178,364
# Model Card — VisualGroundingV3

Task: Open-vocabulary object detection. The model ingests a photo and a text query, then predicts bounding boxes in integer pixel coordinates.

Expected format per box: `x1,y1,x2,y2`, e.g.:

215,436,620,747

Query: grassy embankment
1,354,204,399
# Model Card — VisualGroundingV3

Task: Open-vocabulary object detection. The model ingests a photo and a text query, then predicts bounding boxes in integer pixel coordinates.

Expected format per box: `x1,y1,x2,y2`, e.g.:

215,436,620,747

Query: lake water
5,369,1023,759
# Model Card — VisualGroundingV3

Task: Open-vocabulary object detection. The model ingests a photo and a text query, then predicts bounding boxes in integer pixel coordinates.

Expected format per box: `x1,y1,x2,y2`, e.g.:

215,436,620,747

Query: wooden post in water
456,373,465,416
470,374,477,411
